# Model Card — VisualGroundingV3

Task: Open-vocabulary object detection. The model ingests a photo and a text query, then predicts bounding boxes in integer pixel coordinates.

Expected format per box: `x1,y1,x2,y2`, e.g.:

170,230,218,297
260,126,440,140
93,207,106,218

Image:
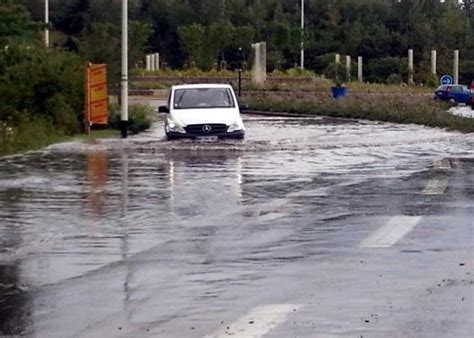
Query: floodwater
0,112,473,336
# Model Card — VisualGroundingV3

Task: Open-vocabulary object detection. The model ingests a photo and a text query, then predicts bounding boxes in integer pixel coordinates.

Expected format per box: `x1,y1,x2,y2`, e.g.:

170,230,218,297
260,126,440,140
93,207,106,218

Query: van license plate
196,136,218,142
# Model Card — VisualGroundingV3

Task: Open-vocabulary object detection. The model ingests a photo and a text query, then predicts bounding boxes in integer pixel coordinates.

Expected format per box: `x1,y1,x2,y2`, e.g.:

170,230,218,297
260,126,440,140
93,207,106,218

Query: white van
158,84,245,141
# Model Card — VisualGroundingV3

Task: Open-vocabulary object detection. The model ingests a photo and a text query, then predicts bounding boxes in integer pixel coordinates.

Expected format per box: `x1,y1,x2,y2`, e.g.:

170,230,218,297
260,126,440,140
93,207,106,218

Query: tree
178,24,206,68
178,21,235,70
0,3,39,45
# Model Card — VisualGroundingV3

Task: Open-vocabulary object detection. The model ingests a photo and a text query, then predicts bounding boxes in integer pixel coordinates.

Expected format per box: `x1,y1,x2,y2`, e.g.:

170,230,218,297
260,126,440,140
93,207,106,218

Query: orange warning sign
85,63,108,128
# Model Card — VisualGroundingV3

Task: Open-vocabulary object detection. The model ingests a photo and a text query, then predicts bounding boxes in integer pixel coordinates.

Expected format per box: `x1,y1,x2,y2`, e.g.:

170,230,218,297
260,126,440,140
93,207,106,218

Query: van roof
172,83,234,90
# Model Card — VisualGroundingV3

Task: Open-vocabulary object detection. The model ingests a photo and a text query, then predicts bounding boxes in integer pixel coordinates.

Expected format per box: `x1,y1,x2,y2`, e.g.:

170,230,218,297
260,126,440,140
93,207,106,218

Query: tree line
18,0,474,84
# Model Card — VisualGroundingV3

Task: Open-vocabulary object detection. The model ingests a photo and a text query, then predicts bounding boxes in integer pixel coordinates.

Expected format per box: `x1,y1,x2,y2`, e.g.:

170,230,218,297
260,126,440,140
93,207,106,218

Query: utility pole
44,0,49,47
121,0,129,138
300,0,305,70
238,47,242,97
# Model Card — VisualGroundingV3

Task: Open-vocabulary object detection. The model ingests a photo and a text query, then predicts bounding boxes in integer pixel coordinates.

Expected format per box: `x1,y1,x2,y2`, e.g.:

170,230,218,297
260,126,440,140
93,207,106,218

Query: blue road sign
440,75,453,85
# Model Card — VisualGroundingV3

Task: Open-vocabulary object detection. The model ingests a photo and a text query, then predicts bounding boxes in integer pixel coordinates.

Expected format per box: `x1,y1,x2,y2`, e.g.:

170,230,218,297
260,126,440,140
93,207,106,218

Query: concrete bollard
251,42,267,86
346,55,351,82
358,56,363,83
431,50,437,75
154,53,160,71
149,54,156,71
454,50,459,85
335,53,340,64
408,49,414,85
146,55,152,71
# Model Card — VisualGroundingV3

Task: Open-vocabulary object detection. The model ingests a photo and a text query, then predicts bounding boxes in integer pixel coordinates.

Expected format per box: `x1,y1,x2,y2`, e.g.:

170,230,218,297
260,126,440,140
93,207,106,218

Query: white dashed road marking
205,304,301,338
422,179,448,195
360,216,422,248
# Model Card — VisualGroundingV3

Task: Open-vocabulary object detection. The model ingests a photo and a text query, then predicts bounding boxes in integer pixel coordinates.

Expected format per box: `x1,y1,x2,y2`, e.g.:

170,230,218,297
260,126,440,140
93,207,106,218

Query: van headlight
227,119,244,132
166,117,185,133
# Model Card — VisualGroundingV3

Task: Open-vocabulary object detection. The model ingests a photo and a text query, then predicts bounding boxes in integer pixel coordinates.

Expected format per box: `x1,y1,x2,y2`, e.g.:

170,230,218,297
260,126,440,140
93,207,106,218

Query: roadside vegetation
247,95,474,133
0,3,153,157
109,104,154,134
0,103,153,156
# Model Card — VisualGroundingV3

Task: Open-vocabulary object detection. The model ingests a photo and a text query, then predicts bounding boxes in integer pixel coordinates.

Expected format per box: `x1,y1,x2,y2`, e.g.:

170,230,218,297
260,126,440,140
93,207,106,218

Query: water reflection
163,151,244,220
86,152,108,217
0,184,31,335
0,264,31,336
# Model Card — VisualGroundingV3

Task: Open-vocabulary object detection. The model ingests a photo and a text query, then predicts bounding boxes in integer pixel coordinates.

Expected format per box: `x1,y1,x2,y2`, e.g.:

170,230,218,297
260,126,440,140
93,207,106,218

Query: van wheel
448,98,456,105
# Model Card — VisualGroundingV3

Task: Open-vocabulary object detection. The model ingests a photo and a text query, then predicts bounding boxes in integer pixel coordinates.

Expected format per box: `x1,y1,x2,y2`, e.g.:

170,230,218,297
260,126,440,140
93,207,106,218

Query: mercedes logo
202,125,212,133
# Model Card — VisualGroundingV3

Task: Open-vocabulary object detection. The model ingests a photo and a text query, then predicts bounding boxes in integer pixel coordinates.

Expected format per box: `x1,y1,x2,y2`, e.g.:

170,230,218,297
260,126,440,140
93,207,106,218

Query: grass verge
246,95,474,133
0,122,118,157
1,104,154,157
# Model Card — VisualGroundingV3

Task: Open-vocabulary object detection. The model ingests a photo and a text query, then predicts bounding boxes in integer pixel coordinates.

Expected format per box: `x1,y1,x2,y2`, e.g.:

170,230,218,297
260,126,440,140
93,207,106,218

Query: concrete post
251,42,267,86
346,55,351,82
335,53,340,64
150,55,155,71
431,50,437,75
358,56,363,83
454,50,459,85
45,0,49,47
300,0,304,70
154,53,160,71
408,49,414,85
146,55,151,71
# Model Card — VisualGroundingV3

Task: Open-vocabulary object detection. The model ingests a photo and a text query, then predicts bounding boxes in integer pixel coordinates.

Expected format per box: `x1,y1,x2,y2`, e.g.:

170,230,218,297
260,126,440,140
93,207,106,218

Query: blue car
434,84,472,104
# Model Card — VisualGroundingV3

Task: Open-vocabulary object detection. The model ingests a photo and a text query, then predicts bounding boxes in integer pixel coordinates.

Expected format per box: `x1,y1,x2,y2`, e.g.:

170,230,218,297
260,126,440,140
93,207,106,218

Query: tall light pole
300,0,304,70
44,0,49,47
121,0,129,138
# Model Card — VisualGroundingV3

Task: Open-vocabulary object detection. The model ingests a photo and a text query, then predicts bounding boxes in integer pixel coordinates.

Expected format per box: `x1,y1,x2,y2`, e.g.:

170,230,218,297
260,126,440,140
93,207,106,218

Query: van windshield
173,88,235,109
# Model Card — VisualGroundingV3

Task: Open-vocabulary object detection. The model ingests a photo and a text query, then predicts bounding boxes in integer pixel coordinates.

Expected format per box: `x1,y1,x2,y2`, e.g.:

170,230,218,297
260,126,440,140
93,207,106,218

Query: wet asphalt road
0,102,473,337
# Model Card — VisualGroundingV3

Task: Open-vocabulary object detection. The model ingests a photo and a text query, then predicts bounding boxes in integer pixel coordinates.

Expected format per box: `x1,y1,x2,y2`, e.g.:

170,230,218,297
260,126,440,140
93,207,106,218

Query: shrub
424,74,439,88
386,73,403,85
366,57,407,84
310,53,334,75
324,62,349,87
285,67,315,78
0,43,84,132
108,103,154,134
0,114,60,155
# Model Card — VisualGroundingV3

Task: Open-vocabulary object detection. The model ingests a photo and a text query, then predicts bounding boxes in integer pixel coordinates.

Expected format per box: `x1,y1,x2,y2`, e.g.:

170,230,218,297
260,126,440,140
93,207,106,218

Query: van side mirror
158,105,169,113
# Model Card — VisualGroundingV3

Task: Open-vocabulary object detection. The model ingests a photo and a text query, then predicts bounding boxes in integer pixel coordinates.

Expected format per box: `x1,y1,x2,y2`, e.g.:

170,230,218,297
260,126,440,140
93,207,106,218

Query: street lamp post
45,0,49,47
300,0,304,70
238,47,242,97
121,0,129,138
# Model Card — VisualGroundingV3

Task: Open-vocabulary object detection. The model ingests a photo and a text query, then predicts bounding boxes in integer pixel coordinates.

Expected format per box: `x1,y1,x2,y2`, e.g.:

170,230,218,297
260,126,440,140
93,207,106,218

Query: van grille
184,124,228,136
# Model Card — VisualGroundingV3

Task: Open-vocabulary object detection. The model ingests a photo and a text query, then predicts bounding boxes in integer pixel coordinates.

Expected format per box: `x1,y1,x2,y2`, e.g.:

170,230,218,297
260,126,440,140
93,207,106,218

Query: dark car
470,81,474,110
434,84,472,104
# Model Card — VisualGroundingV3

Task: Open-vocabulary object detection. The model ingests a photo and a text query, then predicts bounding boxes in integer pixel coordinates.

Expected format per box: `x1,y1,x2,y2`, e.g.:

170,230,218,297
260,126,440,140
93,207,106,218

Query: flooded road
1,109,473,337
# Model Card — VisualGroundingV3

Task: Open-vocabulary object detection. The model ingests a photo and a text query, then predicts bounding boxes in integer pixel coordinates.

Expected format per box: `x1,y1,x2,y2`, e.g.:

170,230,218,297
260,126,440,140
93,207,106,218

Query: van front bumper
166,130,245,140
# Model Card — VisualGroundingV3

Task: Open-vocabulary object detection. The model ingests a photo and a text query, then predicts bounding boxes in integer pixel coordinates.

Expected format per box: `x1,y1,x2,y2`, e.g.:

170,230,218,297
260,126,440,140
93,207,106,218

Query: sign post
440,74,453,86
85,63,108,133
